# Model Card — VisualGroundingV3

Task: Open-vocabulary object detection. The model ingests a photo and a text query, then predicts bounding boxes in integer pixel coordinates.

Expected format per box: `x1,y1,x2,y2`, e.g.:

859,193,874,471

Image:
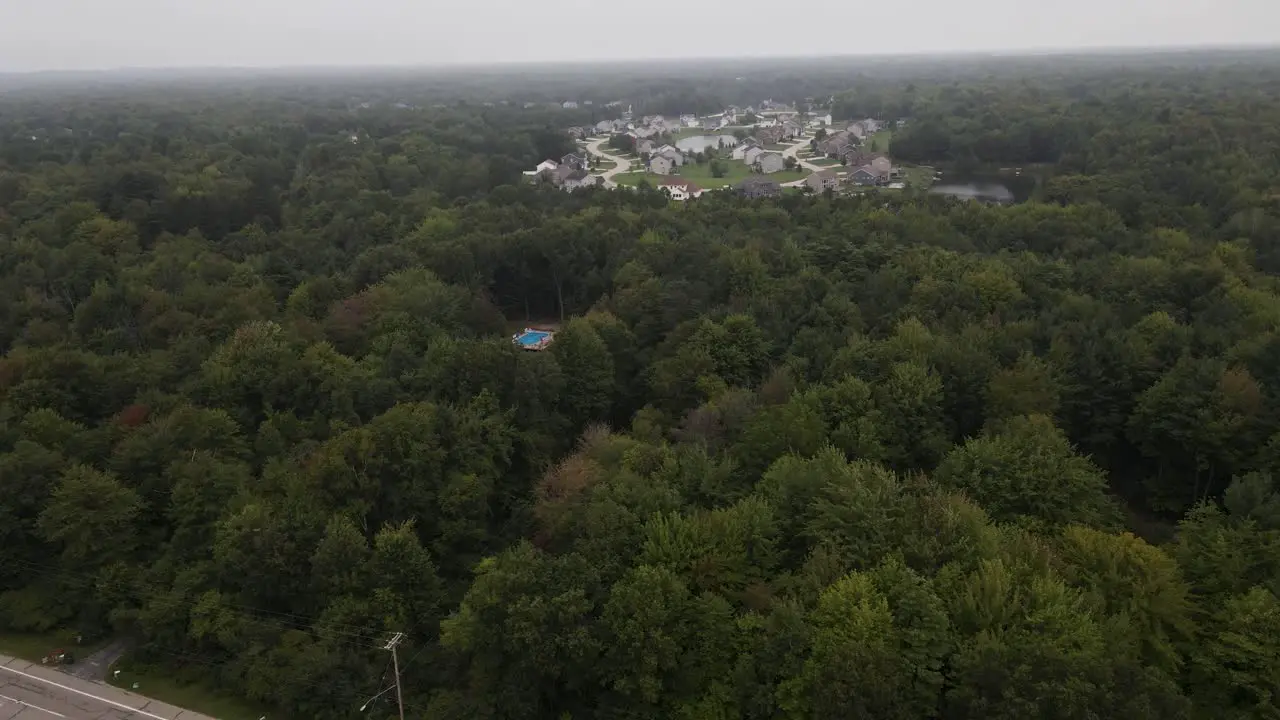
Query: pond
675,134,738,153
926,171,1040,203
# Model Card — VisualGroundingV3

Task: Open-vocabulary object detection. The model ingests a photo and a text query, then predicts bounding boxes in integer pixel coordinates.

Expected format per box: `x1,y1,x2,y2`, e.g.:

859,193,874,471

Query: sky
0,0,1277,73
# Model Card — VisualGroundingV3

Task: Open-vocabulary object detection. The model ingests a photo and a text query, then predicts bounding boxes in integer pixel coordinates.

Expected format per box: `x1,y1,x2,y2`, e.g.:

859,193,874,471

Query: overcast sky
1,0,1276,72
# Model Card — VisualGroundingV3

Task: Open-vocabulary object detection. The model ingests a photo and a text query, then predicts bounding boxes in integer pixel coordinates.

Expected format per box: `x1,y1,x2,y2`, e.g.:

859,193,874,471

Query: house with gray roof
649,154,676,175
805,169,840,192
754,152,786,174
736,177,782,198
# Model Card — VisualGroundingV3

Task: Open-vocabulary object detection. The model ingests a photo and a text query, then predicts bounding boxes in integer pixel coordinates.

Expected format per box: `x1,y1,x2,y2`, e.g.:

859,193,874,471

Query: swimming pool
513,329,554,350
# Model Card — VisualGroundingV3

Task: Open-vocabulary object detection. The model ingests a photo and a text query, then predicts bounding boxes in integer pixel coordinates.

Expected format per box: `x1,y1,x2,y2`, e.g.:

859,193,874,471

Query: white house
658,178,705,201
742,145,765,166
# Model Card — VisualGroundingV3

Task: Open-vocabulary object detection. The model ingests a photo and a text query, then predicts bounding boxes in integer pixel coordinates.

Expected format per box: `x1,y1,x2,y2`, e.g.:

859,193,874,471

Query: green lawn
809,157,841,167
866,129,893,153
109,662,275,720
0,631,108,664
614,163,805,189
593,158,617,171
901,164,936,188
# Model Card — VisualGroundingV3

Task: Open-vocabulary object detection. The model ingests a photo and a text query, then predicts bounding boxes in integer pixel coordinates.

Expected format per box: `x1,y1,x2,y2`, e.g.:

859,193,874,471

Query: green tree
550,317,615,431
934,415,1116,528
39,465,142,569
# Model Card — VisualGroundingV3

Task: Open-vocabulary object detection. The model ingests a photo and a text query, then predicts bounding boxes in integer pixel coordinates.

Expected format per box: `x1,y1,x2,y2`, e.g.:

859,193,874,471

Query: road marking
0,665,168,720
0,692,67,717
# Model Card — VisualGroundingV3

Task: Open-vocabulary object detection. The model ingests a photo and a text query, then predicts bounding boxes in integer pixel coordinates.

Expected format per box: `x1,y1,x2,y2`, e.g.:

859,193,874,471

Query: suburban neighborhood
529,101,922,199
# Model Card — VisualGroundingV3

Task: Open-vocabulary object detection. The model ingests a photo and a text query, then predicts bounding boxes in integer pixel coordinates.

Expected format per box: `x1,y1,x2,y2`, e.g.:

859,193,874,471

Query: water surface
676,134,738,152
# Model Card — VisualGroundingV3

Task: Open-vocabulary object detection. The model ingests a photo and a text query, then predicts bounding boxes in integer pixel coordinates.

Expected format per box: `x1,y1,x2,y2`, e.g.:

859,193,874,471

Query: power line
382,632,406,720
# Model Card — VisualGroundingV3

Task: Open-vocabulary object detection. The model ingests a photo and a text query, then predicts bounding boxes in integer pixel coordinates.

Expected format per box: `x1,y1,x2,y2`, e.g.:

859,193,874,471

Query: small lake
676,134,738,153
926,171,1040,203
929,182,1017,203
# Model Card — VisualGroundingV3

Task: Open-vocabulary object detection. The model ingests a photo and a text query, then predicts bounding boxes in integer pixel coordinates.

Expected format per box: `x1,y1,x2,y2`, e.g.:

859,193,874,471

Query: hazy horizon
2,0,1277,73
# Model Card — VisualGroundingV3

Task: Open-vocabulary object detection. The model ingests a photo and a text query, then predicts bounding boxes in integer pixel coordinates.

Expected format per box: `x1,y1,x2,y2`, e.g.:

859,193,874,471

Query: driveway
781,137,825,172
68,640,128,681
780,137,846,187
584,136,634,188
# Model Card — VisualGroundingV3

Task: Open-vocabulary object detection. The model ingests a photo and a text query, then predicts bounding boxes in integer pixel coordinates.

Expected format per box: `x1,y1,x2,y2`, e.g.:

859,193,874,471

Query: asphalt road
584,136,633,187
0,654,215,720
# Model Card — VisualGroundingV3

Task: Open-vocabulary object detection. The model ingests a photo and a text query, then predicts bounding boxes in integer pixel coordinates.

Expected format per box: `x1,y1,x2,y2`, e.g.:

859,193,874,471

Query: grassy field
681,161,805,187
593,158,617,171
866,129,893,153
0,631,109,664
901,164,936,188
109,662,274,720
809,157,842,167
614,163,805,190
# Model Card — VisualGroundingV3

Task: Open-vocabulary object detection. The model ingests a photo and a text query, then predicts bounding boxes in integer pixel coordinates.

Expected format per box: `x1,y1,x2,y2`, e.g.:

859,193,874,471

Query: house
562,101,579,109
736,177,783,198
838,145,866,165
652,145,684,166
782,120,804,138
563,173,601,192
548,164,580,187
756,126,786,145
816,130,851,156
534,159,559,174
566,127,588,140
658,178,705,201
814,113,833,126
595,120,615,134
848,165,889,186
731,137,761,160
755,152,786,174
635,138,657,155
845,152,892,175
847,123,868,141
700,114,728,130
681,114,699,127
561,153,587,171
742,145,765,166
805,169,840,192
649,155,676,175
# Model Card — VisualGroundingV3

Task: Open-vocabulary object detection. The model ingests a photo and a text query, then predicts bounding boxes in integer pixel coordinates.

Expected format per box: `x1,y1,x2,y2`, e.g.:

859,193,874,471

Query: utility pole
383,632,406,720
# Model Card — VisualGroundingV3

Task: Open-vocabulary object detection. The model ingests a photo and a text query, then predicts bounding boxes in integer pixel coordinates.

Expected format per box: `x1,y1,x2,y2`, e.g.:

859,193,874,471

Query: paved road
584,136,633,188
781,137,825,173
68,642,129,682
0,654,215,720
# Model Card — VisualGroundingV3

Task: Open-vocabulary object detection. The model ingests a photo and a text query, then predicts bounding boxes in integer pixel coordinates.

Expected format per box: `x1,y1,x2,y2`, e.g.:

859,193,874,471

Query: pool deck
513,328,555,351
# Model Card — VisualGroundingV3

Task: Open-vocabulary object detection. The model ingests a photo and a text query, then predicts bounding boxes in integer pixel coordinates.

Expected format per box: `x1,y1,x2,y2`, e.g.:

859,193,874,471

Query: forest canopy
3,51,1280,719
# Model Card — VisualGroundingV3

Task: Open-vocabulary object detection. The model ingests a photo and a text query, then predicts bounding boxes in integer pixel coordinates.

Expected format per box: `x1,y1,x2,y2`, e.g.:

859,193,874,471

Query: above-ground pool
513,328,554,350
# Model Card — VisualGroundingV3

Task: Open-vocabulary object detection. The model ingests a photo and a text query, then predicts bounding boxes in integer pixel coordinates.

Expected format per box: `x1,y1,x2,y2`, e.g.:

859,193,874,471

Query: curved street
782,136,824,172
585,136,633,188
